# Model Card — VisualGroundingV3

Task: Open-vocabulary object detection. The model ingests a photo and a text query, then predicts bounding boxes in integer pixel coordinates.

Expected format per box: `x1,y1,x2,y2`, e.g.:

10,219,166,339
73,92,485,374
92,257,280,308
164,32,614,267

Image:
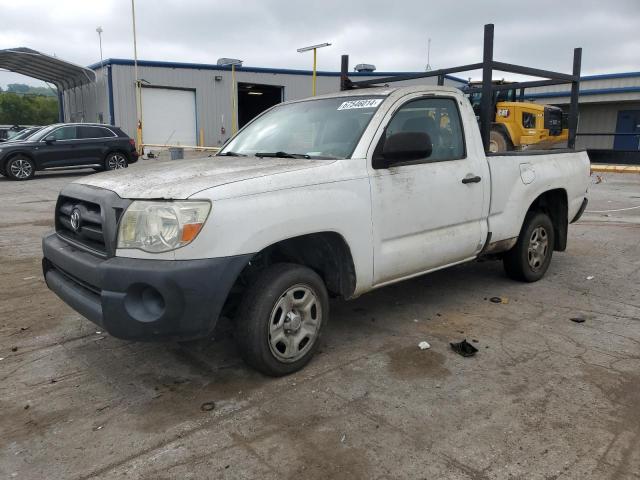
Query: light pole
217,58,243,135
297,42,331,96
96,26,110,124
131,0,142,152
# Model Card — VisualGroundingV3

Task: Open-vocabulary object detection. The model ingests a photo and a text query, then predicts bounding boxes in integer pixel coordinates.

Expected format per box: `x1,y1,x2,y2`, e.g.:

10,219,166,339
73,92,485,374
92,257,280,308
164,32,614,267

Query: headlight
117,200,211,253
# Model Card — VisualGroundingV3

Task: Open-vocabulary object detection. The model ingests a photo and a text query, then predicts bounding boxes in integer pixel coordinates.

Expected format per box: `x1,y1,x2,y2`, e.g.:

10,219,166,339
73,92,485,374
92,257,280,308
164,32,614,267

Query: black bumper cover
42,233,251,340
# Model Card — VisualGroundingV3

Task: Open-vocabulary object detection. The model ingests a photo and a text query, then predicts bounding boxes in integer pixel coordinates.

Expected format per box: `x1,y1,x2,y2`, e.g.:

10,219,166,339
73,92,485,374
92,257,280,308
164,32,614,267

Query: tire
235,263,329,376
5,156,36,181
503,211,555,282
104,152,128,170
489,130,509,153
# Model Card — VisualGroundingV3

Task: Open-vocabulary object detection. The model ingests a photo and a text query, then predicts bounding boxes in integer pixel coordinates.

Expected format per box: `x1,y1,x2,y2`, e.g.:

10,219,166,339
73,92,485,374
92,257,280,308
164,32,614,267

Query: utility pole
131,0,142,152
96,26,110,124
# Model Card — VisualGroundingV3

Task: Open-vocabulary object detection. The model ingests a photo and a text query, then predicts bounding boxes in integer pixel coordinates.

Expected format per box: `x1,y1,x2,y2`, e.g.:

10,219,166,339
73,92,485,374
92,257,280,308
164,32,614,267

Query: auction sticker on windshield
337,99,384,110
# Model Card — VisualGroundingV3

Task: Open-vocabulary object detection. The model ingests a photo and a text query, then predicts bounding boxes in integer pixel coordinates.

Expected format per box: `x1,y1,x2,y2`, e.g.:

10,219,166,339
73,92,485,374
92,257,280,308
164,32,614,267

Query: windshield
219,96,386,159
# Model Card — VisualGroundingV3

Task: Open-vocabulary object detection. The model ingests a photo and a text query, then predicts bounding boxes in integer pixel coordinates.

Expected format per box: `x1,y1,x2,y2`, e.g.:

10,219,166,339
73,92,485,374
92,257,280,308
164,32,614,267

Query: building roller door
141,88,197,147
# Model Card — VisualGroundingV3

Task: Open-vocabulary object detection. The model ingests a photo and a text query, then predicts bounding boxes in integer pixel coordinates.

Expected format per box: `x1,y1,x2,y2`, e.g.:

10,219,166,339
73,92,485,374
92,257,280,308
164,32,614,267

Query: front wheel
489,130,509,153
235,263,329,376
503,211,555,282
5,156,36,180
105,152,128,170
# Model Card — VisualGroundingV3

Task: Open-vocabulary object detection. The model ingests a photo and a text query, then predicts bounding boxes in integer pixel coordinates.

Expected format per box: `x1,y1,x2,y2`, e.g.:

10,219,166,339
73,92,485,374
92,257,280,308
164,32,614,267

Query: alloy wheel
107,154,127,169
9,159,33,179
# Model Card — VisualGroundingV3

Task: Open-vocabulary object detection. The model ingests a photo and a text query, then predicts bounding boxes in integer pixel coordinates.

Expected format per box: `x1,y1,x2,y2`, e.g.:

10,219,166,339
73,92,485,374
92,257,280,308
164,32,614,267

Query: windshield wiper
255,151,311,159
217,151,247,157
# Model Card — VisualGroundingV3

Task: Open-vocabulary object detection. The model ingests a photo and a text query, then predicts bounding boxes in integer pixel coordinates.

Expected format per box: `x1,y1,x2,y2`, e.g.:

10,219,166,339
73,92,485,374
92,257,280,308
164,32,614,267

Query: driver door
37,125,81,168
368,95,490,286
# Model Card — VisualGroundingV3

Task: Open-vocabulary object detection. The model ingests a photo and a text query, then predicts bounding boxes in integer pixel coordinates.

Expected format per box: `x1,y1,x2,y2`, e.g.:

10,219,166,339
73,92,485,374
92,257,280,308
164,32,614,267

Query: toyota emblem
70,208,81,232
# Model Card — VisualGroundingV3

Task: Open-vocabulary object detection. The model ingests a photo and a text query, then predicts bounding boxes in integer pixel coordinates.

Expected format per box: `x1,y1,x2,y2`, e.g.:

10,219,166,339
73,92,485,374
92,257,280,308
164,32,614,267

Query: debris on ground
450,339,479,357
340,433,346,443
571,317,586,323
24,404,30,410
490,297,509,304
586,276,594,280
11,346,18,352
200,401,216,412
418,341,431,350
472,339,479,343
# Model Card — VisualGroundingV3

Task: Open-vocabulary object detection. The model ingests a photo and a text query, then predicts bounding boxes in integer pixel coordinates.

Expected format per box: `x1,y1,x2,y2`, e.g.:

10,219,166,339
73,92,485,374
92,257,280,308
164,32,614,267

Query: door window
47,126,77,141
383,98,465,161
78,126,115,139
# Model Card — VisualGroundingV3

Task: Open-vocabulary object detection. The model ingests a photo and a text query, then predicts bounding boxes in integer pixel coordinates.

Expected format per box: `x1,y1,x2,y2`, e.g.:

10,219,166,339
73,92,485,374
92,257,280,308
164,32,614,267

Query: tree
6,83,57,97
0,92,58,125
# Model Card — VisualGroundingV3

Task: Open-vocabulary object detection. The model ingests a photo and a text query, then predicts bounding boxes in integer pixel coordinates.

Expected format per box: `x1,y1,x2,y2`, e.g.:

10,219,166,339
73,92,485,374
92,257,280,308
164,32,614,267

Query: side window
384,98,465,161
78,126,114,139
47,126,77,141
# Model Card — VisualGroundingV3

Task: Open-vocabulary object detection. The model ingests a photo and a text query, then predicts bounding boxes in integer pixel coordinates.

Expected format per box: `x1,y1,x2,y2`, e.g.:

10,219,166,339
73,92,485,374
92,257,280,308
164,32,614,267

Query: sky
1,0,639,88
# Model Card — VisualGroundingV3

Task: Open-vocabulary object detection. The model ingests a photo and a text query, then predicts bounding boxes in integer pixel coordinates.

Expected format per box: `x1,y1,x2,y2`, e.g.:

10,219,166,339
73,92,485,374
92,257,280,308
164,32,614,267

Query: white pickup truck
42,86,590,376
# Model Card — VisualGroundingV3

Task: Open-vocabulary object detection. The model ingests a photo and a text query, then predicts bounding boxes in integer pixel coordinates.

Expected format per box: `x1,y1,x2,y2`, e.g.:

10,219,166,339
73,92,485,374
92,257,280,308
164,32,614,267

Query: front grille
544,107,563,136
56,196,106,255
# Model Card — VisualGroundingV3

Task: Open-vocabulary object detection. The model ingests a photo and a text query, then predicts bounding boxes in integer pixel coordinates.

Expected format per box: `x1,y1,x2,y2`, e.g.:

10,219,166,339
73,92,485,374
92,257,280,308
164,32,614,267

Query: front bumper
43,232,251,340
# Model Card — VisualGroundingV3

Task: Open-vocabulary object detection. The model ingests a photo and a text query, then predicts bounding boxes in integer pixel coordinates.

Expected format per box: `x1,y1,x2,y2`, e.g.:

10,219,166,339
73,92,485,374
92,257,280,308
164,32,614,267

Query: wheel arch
1,150,37,170
523,188,568,251
222,231,357,318
103,149,131,162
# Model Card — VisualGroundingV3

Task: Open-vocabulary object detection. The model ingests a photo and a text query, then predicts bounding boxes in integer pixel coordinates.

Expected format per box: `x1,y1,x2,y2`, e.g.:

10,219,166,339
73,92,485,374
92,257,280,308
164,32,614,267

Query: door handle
461,175,482,184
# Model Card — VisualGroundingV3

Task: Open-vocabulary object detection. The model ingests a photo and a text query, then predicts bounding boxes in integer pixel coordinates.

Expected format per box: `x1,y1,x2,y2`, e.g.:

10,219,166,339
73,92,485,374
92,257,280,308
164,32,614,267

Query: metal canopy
0,47,96,90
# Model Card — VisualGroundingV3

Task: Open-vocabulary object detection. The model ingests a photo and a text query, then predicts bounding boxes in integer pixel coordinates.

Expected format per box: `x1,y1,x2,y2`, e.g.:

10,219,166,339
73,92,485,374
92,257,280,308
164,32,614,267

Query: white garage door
141,88,197,146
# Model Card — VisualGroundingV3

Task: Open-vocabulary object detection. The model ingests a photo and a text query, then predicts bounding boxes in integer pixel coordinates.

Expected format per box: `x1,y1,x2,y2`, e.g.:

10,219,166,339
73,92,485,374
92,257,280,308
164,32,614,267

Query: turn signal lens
181,223,203,243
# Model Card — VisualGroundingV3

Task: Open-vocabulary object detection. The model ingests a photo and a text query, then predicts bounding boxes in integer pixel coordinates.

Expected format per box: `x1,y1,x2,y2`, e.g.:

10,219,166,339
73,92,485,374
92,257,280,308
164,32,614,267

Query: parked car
0,123,138,180
0,125,28,142
42,86,590,376
4,126,44,143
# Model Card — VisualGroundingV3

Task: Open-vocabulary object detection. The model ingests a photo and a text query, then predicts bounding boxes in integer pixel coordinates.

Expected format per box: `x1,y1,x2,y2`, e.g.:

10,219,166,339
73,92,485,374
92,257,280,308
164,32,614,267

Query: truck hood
74,156,334,199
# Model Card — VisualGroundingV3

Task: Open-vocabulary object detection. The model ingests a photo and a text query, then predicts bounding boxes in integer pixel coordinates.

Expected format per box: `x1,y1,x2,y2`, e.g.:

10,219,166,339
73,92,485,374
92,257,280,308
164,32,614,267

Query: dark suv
0,123,139,180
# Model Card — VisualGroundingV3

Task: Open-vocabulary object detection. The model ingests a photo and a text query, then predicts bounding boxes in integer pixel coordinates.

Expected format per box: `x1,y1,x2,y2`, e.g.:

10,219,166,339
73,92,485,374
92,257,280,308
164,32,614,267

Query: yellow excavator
466,81,568,153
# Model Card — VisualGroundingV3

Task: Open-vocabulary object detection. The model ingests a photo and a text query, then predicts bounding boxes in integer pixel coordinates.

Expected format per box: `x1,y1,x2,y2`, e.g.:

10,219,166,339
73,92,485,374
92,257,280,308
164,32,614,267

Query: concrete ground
1,164,639,479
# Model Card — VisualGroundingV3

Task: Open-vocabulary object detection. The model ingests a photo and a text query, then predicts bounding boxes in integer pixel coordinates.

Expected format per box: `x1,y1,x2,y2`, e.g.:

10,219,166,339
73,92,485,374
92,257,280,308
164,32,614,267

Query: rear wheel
235,263,328,376
503,211,555,282
489,130,509,153
105,152,128,170
5,156,36,180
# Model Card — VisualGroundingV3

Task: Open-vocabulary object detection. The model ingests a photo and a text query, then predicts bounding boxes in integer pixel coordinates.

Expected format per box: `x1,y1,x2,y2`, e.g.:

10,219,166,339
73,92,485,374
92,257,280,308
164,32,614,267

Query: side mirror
376,132,432,168
44,137,56,144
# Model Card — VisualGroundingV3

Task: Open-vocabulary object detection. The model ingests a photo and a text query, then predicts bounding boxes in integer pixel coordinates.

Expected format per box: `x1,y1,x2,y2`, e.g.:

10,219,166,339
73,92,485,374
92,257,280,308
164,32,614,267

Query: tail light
128,138,136,148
